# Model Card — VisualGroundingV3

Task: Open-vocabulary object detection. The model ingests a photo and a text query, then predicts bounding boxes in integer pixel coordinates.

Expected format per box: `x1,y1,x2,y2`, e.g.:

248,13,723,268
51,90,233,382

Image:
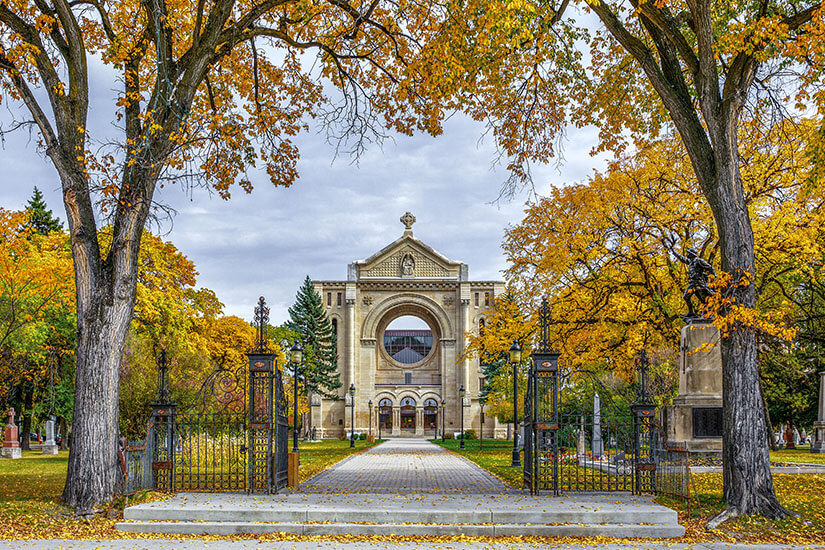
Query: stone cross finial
7,407,15,427
400,212,416,234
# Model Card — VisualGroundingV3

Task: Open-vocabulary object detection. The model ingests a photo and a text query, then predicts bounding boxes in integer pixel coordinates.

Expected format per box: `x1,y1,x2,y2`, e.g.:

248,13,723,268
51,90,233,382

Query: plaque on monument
692,407,723,438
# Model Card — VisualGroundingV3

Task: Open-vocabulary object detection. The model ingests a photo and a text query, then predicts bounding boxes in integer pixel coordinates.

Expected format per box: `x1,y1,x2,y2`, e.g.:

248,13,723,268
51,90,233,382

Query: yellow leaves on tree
501,117,821,380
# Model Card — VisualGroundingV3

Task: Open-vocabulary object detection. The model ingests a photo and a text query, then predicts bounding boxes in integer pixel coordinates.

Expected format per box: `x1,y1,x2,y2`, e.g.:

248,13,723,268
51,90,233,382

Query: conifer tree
24,187,62,235
287,276,341,399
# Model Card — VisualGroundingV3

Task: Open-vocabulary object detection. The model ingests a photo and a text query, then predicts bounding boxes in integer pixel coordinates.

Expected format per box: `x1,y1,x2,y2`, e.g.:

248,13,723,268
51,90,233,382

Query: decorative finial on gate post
253,296,271,353
636,349,651,405
400,212,416,235
156,350,170,404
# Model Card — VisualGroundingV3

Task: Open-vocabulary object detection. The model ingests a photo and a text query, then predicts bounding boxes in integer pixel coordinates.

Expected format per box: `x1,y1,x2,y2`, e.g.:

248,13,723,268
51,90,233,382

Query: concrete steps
116,492,685,538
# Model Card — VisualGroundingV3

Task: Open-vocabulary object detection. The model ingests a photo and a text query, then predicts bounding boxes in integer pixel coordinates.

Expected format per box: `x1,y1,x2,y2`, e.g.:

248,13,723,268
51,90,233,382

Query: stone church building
309,213,506,439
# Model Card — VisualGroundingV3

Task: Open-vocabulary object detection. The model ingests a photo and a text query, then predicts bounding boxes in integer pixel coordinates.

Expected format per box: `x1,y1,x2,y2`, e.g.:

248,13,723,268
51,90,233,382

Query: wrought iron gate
145,297,288,494
524,300,672,497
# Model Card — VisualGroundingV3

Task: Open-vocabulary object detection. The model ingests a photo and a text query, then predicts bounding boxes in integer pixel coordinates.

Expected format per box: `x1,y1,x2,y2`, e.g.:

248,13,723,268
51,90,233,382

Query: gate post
527,298,561,496
150,350,176,491
248,297,276,494
631,349,656,494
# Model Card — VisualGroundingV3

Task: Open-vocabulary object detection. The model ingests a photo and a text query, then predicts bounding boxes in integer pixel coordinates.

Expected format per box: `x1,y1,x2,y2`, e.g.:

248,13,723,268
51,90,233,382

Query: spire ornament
400,212,416,235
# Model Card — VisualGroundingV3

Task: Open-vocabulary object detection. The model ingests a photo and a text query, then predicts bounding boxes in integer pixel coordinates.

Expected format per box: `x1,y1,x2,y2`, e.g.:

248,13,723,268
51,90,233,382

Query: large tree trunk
707,145,791,527
61,285,134,513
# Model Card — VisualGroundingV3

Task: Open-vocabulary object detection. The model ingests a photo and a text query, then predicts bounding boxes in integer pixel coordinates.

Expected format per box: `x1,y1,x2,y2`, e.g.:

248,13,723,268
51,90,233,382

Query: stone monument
42,418,58,455
666,322,723,455
2,408,21,459
812,371,825,453
592,393,603,458
665,241,723,456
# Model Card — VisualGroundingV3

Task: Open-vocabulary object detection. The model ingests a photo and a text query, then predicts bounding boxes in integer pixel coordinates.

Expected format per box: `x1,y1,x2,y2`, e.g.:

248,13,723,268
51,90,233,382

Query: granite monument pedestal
666,322,723,456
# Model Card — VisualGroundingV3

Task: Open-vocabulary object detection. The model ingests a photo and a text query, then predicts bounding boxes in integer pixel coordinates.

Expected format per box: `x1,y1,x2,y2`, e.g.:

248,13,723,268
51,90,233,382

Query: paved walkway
297,438,515,494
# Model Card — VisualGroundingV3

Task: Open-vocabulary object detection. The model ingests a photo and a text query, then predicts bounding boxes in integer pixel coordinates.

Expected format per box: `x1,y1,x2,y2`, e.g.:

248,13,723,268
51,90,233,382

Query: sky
0,66,610,325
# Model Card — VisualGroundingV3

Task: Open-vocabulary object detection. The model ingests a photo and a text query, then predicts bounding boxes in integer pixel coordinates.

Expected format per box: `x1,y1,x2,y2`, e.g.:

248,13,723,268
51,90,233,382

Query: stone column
415,407,424,436
2,408,21,459
392,407,400,436
42,418,58,455
812,371,825,454
345,286,356,389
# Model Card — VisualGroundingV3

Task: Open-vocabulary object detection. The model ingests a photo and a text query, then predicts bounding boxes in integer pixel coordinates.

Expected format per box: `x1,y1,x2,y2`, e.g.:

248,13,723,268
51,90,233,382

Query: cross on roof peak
400,212,416,234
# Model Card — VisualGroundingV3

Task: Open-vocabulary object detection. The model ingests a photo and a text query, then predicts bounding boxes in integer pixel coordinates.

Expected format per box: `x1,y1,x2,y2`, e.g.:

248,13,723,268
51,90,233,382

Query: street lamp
349,383,356,448
459,385,466,450
480,396,486,451
440,399,446,443
368,400,373,439
290,342,303,453
510,339,522,467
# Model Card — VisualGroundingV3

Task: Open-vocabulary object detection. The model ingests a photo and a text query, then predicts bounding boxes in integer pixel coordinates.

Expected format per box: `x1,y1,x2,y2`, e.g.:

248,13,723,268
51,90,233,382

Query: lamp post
510,339,522,467
290,342,303,454
368,400,373,439
349,383,356,448
480,397,486,451
440,399,446,443
459,385,466,450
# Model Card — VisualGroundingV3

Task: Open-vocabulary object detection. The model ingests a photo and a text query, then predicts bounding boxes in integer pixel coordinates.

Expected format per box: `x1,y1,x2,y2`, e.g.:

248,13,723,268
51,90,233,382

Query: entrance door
423,399,438,433
379,398,393,429
400,397,416,432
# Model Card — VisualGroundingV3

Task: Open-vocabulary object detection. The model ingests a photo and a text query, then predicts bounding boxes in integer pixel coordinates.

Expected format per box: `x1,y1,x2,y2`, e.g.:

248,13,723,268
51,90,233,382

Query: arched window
423,398,438,430
400,397,416,431
379,398,392,429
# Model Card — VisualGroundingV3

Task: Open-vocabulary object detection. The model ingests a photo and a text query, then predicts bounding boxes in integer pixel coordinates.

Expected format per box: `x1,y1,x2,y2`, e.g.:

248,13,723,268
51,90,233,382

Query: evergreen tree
287,276,341,399
25,187,62,235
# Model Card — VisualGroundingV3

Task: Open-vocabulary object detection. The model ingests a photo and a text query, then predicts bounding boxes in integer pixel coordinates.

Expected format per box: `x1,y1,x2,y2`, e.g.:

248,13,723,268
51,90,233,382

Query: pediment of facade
352,235,464,281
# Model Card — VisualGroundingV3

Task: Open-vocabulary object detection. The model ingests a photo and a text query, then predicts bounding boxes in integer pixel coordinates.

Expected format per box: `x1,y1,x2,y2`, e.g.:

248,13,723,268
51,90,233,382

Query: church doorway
423,398,438,435
400,397,416,433
379,398,393,430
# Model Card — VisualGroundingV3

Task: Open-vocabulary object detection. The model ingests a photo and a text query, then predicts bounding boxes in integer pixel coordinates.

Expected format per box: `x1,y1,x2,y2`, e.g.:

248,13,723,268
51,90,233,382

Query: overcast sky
0,69,609,324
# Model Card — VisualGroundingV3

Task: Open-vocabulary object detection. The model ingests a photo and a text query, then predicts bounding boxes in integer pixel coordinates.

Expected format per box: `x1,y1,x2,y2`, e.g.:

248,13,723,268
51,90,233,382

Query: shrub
464,429,477,440
359,433,366,440
445,433,454,440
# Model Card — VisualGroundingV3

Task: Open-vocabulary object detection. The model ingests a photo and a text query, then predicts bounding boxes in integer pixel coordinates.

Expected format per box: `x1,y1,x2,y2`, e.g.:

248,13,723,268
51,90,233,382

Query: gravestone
666,322,723,456
592,393,603,458
783,423,795,449
812,371,825,454
576,416,586,457
42,418,58,455
2,408,21,459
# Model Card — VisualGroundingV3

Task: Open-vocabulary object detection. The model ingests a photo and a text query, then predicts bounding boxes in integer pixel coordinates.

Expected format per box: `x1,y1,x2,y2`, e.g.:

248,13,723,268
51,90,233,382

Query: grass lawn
433,438,825,544
0,439,377,539
770,445,825,465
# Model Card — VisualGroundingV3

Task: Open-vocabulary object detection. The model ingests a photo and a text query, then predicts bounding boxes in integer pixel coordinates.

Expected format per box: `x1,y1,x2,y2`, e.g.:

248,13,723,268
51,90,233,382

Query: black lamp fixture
349,383,356,448
510,339,522,467
368,400,373,438
440,399,446,443
459,384,466,450
290,341,303,453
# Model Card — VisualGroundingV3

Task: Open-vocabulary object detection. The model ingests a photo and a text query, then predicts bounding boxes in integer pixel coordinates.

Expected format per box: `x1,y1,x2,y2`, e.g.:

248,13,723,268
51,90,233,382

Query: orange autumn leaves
487,118,822,379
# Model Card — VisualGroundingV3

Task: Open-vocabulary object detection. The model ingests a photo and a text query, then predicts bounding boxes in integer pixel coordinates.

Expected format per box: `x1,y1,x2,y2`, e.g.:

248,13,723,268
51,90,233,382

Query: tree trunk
21,386,33,451
761,379,777,451
61,288,134,513
708,150,791,527
58,416,69,451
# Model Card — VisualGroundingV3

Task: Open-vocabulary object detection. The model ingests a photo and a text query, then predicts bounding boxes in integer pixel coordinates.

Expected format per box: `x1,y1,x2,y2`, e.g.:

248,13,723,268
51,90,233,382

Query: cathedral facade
309,213,506,439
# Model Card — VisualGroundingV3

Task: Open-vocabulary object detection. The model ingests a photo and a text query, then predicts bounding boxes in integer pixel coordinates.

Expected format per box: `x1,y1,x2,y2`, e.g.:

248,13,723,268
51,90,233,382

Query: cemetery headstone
814,371,825,454
2,408,21,459
592,393,603,458
42,418,58,455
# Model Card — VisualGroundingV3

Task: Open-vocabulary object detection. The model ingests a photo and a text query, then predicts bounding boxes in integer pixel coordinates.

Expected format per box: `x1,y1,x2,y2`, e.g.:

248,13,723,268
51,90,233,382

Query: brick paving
298,438,516,494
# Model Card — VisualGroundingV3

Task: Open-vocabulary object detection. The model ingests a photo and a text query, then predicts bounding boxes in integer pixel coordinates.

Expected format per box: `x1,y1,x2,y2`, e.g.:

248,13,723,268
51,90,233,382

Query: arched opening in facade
423,398,438,432
383,315,433,365
379,398,393,429
400,397,416,432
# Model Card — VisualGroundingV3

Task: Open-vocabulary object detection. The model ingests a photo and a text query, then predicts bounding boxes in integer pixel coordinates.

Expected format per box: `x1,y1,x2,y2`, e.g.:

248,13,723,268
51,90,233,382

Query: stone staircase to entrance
116,491,685,538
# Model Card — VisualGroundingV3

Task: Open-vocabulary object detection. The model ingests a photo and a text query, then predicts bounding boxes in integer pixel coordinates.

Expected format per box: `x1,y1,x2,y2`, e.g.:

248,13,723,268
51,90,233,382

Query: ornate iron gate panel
145,296,289,494
173,413,247,491
524,299,664,497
